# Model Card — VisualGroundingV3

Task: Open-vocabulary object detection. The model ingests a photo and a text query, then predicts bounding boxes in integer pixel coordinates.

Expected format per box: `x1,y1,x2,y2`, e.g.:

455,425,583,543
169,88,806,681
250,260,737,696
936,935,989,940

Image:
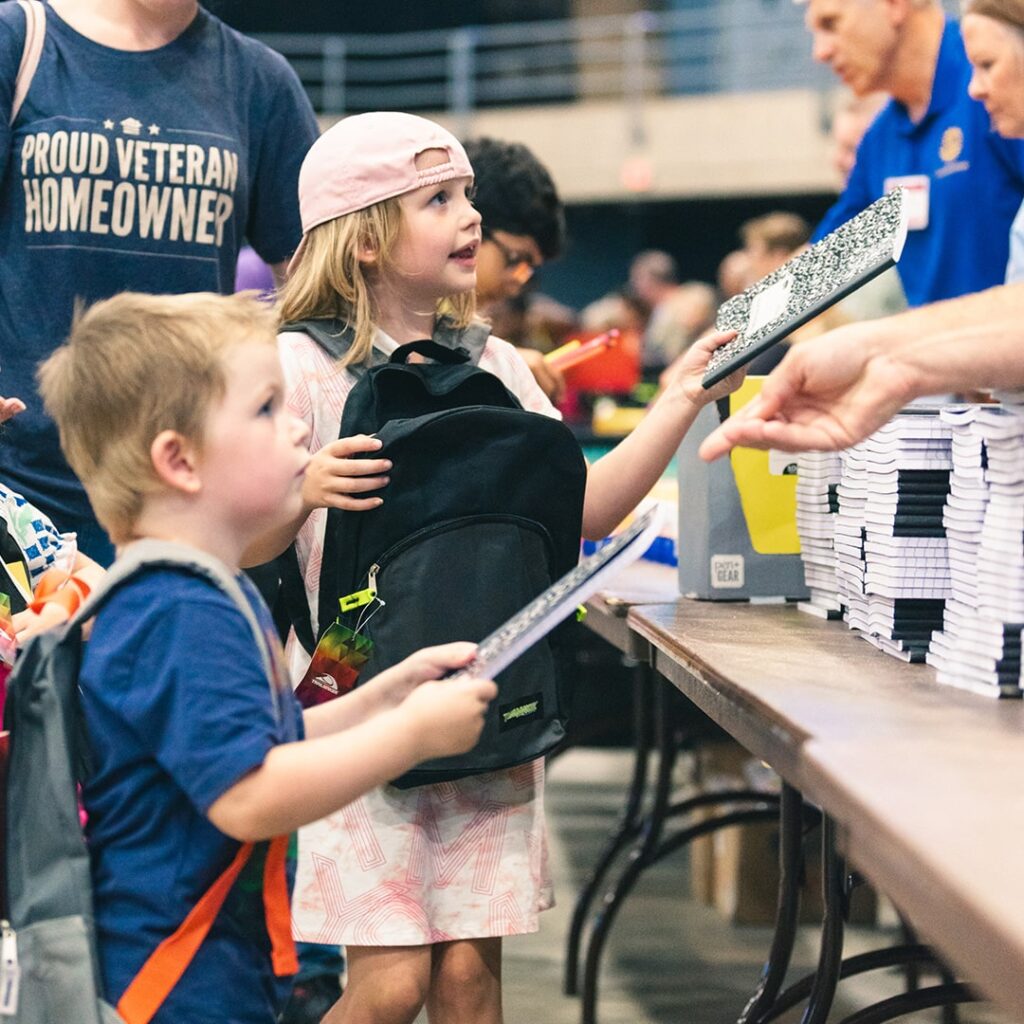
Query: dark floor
493,748,1008,1024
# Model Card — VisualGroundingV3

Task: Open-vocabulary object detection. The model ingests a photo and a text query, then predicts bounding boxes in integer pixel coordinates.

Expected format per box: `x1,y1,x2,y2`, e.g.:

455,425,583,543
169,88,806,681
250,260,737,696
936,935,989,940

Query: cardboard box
690,742,876,926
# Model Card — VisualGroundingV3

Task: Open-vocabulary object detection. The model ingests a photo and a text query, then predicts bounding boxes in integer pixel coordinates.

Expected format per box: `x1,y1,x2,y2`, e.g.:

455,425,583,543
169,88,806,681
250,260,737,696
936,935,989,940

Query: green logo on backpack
499,693,543,731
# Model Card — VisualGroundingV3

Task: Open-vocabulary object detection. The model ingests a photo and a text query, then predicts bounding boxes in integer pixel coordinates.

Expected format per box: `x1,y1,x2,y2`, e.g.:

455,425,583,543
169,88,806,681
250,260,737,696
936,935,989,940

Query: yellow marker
544,339,581,363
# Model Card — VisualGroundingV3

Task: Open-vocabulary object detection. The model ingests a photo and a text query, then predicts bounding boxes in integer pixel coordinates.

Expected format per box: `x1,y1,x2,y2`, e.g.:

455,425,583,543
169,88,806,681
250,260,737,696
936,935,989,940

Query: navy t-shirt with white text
0,3,319,525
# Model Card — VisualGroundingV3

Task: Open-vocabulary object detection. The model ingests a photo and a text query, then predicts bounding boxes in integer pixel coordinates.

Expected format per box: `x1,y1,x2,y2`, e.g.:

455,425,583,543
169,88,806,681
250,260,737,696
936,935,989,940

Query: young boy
37,291,497,1024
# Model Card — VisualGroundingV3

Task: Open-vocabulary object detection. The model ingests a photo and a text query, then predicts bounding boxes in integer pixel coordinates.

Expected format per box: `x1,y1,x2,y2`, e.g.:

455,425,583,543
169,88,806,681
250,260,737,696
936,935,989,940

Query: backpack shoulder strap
280,318,396,379
10,0,45,126
73,539,280,721
280,318,354,363
116,831,296,1024
434,317,489,365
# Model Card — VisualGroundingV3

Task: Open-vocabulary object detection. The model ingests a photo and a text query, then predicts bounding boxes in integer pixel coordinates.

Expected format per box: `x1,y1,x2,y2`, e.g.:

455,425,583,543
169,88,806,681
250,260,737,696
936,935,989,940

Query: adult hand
302,434,391,512
698,324,917,460
516,346,566,404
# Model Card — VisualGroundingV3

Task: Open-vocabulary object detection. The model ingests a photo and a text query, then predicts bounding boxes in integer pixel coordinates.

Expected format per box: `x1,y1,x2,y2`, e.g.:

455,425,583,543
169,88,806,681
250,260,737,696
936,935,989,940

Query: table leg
579,679,678,1024
835,983,977,1024
800,815,845,1024
738,783,804,1024
759,946,936,1022
565,661,655,996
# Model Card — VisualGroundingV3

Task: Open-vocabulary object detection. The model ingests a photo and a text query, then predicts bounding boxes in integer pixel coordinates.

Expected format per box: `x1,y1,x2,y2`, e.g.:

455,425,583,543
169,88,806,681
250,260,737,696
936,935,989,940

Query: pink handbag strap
10,0,46,125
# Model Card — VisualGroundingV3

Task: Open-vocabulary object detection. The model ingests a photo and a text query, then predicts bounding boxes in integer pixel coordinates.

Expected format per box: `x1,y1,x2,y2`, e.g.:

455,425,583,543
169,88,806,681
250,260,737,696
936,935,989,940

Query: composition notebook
448,505,663,681
702,187,910,388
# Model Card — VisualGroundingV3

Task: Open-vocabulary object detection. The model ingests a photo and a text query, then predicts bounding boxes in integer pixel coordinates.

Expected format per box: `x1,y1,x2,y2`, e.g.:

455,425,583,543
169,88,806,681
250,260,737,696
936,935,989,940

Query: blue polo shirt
814,20,1024,307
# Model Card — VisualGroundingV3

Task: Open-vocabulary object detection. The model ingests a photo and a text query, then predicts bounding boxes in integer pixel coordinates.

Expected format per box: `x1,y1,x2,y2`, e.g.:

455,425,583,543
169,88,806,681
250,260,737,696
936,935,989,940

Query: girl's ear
356,229,384,267
150,429,202,494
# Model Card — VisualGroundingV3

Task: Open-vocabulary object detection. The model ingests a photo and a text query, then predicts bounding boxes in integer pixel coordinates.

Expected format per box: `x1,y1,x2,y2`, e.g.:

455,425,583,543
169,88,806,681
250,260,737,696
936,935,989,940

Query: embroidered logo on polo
940,126,963,163
499,693,543,731
936,124,969,178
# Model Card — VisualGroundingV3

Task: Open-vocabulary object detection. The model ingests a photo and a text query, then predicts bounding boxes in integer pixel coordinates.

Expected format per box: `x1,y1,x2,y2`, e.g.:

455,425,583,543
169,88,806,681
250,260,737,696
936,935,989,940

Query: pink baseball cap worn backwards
288,112,474,274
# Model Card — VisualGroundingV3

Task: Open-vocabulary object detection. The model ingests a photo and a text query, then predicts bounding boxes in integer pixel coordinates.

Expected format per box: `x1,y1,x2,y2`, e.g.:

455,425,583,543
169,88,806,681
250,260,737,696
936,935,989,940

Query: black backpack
282,318,587,788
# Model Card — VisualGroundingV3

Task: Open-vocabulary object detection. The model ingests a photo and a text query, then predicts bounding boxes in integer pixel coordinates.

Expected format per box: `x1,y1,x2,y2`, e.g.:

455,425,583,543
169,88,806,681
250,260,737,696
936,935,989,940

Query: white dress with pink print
279,323,560,945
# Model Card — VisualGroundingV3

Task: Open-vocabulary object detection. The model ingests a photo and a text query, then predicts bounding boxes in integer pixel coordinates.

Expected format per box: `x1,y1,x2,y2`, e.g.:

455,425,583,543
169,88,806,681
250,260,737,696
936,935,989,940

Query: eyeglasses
483,229,540,285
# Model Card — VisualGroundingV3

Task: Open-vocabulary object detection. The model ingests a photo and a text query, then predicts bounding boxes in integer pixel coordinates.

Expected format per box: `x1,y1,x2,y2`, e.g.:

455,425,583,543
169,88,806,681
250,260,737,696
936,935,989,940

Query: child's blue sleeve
81,575,294,815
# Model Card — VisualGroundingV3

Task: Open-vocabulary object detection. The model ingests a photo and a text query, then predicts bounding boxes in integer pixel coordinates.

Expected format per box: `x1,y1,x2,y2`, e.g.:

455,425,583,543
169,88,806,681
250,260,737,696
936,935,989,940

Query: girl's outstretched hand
658,330,747,407
302,434,391,512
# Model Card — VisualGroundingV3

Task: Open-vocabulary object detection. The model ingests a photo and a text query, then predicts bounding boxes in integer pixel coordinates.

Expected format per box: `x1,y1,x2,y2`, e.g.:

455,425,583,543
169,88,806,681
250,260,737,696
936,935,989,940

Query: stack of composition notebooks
927,406,1024,697
795,450,844,618
834,412,952,662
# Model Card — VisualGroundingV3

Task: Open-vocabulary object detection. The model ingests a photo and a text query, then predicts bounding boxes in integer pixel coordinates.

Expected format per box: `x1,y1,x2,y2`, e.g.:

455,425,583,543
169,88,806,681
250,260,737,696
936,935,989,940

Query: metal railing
257,1,836,118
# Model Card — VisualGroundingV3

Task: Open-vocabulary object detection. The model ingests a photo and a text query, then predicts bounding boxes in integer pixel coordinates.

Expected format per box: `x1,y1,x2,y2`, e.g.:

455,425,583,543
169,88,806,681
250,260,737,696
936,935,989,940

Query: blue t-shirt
0,4,319,525
814,20,1024,308
80,569,304,1024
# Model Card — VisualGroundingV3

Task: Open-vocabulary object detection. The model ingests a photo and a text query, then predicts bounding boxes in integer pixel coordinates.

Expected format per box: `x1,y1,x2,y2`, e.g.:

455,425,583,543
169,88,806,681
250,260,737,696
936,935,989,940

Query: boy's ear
150,429,202,494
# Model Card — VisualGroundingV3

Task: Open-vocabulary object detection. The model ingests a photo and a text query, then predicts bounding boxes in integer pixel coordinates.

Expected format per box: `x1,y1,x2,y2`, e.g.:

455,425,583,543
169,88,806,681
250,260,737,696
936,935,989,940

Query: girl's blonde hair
277,199,477,367
962,0,1024,29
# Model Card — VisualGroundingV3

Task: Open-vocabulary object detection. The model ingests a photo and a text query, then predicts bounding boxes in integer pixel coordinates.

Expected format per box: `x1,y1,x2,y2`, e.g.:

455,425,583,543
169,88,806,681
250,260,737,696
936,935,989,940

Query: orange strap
28,567,92,617
116,836,297,1024
264,834,299,976
117,842,254,1024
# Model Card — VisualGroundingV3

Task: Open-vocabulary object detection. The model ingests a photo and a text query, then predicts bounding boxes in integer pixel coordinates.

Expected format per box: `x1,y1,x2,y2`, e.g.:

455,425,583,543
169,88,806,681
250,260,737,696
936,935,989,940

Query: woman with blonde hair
962,0,1024,279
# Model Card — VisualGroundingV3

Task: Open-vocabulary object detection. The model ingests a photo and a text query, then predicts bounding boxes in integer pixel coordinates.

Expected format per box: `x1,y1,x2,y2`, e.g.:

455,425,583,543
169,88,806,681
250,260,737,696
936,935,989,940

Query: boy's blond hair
38,291,278,544
277,200,476,367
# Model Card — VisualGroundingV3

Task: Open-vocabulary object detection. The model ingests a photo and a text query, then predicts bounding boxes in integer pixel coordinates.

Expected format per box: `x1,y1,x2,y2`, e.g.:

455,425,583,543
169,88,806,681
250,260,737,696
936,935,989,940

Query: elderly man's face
805,0,900,97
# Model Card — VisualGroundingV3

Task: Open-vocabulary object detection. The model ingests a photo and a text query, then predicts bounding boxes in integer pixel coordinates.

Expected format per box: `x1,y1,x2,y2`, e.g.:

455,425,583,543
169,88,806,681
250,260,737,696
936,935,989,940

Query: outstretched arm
699,284,1024,459
581,330,745,538
208,644,496,840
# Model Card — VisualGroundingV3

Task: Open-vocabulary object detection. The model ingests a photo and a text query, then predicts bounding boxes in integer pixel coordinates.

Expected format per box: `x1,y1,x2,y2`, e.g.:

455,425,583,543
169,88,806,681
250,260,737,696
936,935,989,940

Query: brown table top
584,561,678,659
626,599,1024,1017
627,600,1024,786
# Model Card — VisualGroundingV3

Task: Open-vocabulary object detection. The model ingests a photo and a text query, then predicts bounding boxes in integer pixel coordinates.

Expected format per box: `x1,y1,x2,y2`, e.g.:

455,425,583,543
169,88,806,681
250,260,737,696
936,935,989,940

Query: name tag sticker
884,175,929,230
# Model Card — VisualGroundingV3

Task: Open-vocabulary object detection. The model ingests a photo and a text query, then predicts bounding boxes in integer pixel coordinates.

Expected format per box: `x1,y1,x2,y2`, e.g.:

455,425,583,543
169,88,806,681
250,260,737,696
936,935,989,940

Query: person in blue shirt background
963,0,1024,282
803,0,1024,308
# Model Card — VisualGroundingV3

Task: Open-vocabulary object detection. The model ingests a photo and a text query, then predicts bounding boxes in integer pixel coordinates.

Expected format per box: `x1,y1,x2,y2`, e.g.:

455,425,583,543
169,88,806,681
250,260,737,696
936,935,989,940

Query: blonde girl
276,111,743,1024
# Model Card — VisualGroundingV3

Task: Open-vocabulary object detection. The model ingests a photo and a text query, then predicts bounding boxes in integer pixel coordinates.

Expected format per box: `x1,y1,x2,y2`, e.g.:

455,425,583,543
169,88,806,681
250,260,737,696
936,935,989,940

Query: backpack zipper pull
0,921,19,1016
337,564,381,615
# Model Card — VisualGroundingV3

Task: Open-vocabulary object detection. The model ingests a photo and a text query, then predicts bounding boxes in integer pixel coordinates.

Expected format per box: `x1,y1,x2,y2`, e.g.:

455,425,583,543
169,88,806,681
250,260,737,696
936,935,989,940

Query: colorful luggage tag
293,621,374,708
0,594,13,713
